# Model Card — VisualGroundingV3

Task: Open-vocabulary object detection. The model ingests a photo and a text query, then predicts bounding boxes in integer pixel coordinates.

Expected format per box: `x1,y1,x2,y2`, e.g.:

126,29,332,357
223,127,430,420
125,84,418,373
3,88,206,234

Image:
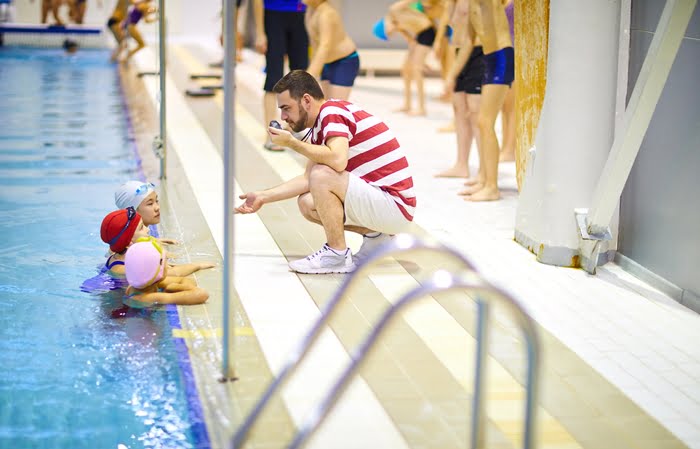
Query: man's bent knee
309,164,339,186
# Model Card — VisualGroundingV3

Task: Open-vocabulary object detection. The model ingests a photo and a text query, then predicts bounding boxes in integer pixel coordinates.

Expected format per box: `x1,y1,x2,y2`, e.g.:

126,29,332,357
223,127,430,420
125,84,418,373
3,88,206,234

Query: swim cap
372,18,388,41
125,238,166,289
115,181,157,210
100,207,142,253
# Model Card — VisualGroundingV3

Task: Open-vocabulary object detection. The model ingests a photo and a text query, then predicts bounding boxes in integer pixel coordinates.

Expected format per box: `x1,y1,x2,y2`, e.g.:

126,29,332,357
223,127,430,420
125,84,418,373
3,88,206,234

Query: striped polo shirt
311,100,416,221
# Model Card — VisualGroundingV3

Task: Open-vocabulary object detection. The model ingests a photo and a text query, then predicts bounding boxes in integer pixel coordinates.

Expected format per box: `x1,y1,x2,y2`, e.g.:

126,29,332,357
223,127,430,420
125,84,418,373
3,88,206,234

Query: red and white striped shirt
311,100,416,221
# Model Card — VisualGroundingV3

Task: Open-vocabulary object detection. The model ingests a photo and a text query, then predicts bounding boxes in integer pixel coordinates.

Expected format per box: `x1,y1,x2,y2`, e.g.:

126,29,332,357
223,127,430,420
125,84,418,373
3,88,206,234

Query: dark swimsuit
105,255,125,270
321,51,360,87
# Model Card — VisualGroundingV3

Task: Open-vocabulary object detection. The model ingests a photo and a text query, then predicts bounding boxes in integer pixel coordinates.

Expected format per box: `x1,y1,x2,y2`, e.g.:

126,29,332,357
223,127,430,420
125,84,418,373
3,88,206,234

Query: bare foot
500,152,516,162
408,108,427,116
437,122,455,133
458,183,483,196
466,186,500,202
435,167,470,178
463,177,482,186
393,106,410,113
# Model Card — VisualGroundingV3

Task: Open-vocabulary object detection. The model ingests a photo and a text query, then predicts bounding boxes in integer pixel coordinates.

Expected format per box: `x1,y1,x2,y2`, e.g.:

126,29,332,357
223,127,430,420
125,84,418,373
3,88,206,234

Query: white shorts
344,172,411,234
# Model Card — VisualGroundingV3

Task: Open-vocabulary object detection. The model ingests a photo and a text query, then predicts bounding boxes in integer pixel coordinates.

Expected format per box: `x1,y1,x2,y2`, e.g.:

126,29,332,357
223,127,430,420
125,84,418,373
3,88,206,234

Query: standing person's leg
469,83,508,201
438,46,484,179
436,91,471,178
41,0,52,23
125,24,145,61
285,10,309,71
499,80,516,162
395,48,413,113
409,43,431,116
262,10,287,151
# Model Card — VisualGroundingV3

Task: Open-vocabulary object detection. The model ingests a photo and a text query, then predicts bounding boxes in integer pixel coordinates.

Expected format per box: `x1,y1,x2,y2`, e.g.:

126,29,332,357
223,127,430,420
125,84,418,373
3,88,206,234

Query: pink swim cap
125,239,166,289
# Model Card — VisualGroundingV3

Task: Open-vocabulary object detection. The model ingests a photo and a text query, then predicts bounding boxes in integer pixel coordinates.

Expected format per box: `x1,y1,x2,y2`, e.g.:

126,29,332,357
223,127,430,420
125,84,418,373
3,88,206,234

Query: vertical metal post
221,0,237,381
158,0,166,180
470,300,489,449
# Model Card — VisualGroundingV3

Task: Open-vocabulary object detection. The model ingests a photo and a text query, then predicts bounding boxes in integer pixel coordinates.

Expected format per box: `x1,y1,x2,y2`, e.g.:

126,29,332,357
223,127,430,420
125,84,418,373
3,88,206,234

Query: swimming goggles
136,236,163,255
108,206,137,245
135,182,156,196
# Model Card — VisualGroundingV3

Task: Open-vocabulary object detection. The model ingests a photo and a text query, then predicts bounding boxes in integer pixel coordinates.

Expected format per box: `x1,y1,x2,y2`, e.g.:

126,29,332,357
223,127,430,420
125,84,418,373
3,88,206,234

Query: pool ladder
229,234,541,449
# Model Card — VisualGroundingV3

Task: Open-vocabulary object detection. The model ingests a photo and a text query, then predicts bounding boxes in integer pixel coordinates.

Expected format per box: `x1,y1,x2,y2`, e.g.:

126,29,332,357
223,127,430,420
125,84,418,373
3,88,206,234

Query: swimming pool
0,47,208,449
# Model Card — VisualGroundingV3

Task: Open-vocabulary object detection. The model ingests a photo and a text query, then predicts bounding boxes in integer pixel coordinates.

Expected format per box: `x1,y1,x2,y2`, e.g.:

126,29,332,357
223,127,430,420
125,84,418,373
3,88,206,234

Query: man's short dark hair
272,70,325,101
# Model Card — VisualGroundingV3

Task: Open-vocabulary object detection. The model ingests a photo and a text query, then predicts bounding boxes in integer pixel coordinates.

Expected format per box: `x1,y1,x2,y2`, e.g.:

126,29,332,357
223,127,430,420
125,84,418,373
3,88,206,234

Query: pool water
0,47,208,449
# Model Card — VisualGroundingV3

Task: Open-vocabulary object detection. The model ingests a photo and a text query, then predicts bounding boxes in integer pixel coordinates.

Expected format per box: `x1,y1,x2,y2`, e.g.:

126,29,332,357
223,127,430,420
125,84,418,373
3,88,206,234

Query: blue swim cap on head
446,25,453,40
373,18,388,41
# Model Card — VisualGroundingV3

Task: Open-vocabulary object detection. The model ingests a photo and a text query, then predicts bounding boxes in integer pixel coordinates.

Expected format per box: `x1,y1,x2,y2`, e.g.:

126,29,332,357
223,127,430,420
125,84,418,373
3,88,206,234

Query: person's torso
306,4,355,62
471,0,512,53
112,0,129,19
311,101,415,217
264,0,305,12
394,5,433,35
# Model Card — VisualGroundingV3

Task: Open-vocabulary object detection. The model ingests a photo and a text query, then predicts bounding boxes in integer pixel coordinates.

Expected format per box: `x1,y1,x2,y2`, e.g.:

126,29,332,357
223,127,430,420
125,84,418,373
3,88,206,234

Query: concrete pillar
514,0,621,267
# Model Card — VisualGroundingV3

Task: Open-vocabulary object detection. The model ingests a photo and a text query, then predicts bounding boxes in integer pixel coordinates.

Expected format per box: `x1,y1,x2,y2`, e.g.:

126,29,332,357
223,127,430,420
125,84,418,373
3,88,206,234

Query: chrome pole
157,0,166,179
221,0,237,381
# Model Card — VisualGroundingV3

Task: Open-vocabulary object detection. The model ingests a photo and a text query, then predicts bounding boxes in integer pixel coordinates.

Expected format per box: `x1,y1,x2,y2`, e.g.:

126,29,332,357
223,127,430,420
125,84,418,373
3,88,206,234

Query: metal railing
229,234,541,449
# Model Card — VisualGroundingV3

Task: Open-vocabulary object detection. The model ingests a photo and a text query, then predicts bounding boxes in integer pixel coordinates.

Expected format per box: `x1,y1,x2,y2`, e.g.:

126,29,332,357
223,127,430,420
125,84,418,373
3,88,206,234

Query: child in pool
114,180,178,246
100,206,151,277
123,237,213,308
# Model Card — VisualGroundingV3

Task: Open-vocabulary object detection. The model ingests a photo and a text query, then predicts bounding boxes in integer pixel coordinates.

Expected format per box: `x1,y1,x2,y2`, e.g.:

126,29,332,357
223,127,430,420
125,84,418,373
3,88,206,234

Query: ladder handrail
288,271,540,449
229,234,540,449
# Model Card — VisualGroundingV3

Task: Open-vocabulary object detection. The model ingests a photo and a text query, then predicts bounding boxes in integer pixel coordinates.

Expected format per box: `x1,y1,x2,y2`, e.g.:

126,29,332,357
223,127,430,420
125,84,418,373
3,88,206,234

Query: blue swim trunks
321,51,360,87
482,46,514,86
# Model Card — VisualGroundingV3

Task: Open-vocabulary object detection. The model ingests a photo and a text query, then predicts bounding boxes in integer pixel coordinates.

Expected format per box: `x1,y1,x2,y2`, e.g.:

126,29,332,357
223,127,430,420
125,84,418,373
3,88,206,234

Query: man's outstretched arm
235,164,312,214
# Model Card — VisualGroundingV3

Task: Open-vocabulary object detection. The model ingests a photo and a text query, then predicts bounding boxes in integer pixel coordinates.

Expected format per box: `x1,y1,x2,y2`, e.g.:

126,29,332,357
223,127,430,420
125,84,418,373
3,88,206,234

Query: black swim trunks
415,26,436,47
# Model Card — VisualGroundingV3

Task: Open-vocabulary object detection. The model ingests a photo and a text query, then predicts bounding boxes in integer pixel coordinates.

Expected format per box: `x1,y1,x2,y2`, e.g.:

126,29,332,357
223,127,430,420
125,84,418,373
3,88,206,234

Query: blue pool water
0,47,207,448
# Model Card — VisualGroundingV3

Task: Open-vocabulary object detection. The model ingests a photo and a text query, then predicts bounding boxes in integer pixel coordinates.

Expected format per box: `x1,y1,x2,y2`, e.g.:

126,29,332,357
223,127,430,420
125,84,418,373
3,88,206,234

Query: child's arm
166,262,215,277
162,282,196,293
159,275,197,290
432,0,452,54
134,288,209,306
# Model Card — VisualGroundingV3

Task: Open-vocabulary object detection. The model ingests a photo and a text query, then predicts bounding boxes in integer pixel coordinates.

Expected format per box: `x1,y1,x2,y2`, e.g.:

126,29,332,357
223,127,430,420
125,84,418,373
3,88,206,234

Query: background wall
619,1,699,297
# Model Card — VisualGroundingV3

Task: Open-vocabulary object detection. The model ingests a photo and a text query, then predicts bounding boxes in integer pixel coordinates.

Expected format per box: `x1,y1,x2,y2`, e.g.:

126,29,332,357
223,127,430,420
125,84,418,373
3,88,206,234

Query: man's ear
302,93,312,110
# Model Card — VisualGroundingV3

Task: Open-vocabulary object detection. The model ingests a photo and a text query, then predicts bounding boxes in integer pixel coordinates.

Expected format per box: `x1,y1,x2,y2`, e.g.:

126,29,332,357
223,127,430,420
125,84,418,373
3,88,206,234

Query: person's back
304,1,355,66
304,0,359,100
388,1,433,35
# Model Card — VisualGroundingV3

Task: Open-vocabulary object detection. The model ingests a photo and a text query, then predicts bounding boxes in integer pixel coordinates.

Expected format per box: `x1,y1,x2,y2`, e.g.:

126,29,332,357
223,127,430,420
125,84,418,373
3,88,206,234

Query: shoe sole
289,265,356,274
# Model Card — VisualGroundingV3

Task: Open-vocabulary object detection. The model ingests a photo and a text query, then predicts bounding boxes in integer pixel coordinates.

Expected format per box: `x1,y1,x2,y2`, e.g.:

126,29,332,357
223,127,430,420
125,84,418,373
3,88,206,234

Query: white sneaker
353,233,394,265
288,244,355,274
